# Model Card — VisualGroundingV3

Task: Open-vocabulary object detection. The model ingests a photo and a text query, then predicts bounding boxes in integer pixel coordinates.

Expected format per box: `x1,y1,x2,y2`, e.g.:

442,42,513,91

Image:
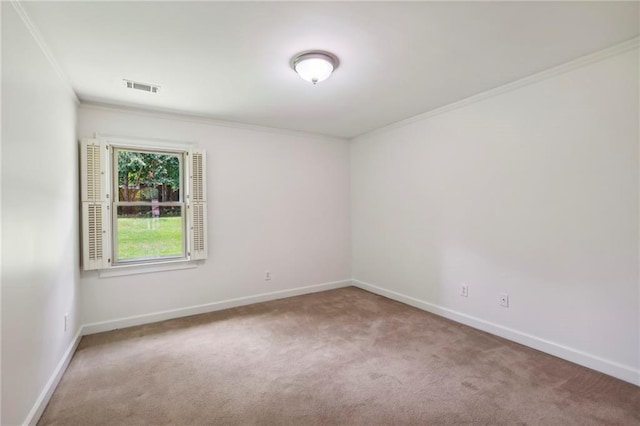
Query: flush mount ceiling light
290,51,339,85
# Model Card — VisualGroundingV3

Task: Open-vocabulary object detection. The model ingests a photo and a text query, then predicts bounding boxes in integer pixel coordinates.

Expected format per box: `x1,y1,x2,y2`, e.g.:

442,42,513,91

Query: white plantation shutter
80,138,110,270
191,150,205,202
82,203,110,270
189,149,208,260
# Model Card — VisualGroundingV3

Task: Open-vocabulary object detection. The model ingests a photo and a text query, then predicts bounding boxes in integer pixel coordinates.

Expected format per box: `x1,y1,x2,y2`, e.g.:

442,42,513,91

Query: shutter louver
88,204,102,260
189,149,208,260
81,140,107,203
81,139,110,270
192,203,206,252
191,151,206,202
85,144,99,201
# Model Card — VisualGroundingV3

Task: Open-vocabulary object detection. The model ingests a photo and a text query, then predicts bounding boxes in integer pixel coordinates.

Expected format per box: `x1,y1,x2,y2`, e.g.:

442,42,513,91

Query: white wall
78,106,351,326
1,4,80,425
351,48,639,384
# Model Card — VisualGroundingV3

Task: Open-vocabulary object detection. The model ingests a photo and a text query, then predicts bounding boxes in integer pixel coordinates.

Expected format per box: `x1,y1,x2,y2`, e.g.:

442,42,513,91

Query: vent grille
124,79,159,93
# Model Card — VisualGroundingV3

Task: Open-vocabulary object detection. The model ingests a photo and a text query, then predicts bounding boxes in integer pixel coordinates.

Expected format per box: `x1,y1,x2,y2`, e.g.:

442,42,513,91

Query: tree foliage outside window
118,150,181,203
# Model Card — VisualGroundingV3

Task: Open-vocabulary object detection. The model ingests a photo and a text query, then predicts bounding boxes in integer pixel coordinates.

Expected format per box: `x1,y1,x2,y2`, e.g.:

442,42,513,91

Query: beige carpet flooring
39,287,639,425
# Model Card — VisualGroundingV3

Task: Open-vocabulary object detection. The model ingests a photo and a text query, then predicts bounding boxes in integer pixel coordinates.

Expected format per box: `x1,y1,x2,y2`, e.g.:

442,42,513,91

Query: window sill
97,260,198,278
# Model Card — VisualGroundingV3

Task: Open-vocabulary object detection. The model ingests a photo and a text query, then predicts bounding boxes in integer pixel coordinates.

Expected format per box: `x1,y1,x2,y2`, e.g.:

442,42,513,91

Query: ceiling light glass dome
291,51,339,85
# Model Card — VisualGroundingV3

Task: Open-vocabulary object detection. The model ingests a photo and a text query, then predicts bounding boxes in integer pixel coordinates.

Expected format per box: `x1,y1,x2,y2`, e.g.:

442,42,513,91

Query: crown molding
78,101,349,142
352,36,640,141
10,1,79,104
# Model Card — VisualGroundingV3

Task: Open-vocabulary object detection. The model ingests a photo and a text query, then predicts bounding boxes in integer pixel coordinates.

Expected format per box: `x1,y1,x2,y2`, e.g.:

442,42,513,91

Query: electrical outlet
499,293,509,307
461,284,468,297
265,271,271,281
64,313,68,332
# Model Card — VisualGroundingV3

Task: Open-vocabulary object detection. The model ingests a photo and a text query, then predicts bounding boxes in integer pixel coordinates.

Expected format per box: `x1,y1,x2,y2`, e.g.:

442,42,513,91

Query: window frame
80,135,208,276
110,145,188,266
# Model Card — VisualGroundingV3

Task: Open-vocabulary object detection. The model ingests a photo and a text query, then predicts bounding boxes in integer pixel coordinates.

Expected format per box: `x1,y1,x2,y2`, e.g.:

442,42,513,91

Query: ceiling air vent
123,79,159,93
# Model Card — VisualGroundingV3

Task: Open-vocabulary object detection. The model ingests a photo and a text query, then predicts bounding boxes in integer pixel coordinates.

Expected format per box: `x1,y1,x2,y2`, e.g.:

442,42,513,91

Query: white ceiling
22,1,639,139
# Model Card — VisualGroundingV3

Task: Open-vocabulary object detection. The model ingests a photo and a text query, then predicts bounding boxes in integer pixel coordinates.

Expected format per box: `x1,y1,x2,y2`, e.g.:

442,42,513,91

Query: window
81,137,207,271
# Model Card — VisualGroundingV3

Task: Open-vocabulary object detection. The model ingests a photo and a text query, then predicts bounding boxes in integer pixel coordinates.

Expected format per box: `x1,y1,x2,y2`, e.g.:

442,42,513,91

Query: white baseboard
23,328,83,426
83,279,352,335
352,279,640,387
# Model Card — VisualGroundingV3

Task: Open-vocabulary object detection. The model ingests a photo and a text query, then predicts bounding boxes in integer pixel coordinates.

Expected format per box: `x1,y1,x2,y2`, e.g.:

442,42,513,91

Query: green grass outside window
117,217,183,260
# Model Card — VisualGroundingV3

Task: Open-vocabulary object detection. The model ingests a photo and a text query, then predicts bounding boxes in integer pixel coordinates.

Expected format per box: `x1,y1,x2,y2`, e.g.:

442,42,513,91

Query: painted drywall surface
78,106,351,325
351,49,639,371
1,5,80,425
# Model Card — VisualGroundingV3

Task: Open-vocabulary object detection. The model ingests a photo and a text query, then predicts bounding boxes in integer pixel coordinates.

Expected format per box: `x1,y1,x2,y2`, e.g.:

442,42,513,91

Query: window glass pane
116,206,183,261
117,150,181,202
